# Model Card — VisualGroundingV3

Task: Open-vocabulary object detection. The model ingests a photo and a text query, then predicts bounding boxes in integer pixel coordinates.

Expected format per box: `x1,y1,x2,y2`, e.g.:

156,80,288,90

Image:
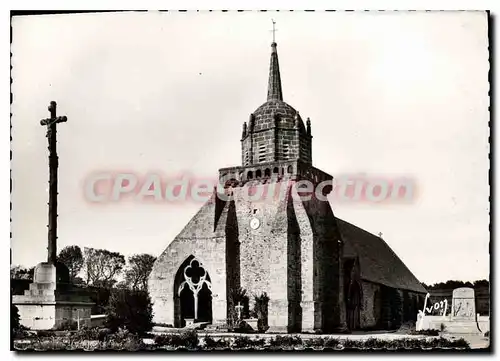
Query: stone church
149,41,427,333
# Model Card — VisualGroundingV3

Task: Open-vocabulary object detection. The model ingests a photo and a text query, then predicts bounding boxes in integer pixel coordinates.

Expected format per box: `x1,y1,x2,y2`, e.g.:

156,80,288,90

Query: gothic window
273,167,279,174
247,171,253,180
256,169,262,178
264,168,271,177
287,165,293,174
177,258,212,322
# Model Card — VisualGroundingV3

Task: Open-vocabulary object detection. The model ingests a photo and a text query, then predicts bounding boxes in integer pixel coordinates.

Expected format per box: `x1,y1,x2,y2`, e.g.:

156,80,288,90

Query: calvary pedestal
12,101,93,330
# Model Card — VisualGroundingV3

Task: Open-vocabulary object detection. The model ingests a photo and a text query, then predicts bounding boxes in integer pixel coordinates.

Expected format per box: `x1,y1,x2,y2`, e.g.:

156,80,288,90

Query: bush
11,305,21,331
103,327,145,351
73,326,111,341
36,330,56,338
170,330,199,349
232,336,265,349
254,293,270,332
342,339,362,349
154,330,199,349
269,335,302,348
303,337,326,348
410,329,439,336
361,337,388,349
203,335,231,349
105,288,153,335
11,304,31,339
153,334,171,347
323,337,341,348
55,320,78,331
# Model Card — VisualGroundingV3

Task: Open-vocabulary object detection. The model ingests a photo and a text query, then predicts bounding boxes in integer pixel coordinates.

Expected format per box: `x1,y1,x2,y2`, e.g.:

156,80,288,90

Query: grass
13,330,471,351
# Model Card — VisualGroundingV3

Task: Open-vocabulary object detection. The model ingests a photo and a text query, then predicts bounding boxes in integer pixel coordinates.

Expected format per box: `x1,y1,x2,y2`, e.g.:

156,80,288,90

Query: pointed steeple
267,42,283,101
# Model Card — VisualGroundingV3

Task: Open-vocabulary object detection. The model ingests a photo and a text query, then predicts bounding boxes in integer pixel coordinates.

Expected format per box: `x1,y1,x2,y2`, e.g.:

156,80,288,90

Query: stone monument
446,287,481,334
451,287,476,319
12,101,93,330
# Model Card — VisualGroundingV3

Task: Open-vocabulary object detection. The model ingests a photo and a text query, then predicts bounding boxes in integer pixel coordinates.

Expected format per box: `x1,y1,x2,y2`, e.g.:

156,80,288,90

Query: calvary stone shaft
40,101,67,264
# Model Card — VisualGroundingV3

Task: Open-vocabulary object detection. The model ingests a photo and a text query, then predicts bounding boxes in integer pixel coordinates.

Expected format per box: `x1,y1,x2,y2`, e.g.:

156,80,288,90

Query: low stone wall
417,315,489,334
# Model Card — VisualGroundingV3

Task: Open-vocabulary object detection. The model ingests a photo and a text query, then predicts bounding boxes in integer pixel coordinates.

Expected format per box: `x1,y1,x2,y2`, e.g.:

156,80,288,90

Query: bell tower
240,41,313,167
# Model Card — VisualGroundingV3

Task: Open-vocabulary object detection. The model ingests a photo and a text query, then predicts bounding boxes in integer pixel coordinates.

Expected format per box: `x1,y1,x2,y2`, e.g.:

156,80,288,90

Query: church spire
267,21,283,101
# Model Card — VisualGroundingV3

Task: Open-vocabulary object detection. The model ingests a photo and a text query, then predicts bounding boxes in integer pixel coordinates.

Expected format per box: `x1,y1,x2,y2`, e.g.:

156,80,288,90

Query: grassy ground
13,328,485,351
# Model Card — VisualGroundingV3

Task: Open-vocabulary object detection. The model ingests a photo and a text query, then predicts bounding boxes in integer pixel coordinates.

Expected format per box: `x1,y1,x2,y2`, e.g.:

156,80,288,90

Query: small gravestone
452,287,476,320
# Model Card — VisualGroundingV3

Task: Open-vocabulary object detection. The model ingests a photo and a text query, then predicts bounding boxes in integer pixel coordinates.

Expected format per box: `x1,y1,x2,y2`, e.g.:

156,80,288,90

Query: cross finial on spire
271,19,277,44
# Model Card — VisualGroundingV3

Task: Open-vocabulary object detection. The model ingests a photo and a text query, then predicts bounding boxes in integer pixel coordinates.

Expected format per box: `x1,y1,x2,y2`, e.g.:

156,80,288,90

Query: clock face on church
250,217,260,230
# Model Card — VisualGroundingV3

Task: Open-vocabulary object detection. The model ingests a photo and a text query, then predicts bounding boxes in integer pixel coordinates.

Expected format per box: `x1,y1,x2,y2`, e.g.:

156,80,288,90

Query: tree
10,265,34,280
254,292,270,332
58,245,83,283
11,304,20,331
105,288,153,335
473,279,489,288
124,254,157,291
83,247,125,288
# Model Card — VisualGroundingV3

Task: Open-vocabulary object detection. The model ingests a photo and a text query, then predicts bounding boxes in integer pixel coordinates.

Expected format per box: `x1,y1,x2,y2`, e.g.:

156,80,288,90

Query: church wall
251,130,275,164
299,136,312,164
149,199,228,327
241,137,252,166
286,194,302,332
275,129,300,161
293,195,345,332
231,182,290,331
360,281,381,329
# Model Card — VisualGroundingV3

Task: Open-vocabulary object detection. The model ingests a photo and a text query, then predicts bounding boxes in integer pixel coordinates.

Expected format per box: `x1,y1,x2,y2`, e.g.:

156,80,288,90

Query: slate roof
337,218,427,294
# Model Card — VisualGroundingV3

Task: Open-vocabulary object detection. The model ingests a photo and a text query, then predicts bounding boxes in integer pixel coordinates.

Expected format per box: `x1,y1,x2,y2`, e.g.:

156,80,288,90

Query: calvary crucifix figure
40,101,67,265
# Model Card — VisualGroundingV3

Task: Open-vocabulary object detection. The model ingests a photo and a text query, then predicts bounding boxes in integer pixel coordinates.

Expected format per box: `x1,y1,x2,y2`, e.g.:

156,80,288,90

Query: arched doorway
346,282,362,330
173,256,213,327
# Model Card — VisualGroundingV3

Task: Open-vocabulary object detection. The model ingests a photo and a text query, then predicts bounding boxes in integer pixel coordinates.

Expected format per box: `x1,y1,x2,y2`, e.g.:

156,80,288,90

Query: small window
247,171,253,179
256,169,262,178
287,165,293,174
273,167,279,174
264,168,271,177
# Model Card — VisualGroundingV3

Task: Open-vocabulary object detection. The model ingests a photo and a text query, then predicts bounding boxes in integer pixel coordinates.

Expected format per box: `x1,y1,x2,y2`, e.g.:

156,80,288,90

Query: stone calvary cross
235,302,244,320
40,101,67,264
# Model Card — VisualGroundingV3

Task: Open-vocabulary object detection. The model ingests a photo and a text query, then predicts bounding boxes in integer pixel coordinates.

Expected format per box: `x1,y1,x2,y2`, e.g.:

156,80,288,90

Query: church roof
337,218,427,294
267,42,283,102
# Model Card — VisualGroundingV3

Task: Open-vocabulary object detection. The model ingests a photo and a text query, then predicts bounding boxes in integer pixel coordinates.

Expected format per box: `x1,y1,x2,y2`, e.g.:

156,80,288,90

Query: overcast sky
11,11,489,284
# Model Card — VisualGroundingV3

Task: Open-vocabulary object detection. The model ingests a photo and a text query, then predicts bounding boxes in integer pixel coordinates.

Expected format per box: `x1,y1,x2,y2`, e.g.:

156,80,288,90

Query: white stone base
14,302,93,330
416,314,489,335
12,262,94,330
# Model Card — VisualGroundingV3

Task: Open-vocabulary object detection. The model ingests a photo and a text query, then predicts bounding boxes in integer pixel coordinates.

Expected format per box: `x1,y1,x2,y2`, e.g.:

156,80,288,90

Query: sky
11,11,489,284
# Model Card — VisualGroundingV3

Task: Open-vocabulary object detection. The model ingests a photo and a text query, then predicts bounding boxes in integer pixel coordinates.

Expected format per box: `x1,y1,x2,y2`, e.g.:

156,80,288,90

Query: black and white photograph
10,9,491,352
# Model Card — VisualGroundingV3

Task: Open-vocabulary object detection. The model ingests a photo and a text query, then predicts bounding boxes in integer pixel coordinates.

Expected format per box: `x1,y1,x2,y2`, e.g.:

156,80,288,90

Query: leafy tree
58,245,83,283
424,280,487,290
10,265,34,280
254,292,270,332
473,279,489,288
124,254,157,291
83,247,125,288
11,304,20,331
105,288,153,335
